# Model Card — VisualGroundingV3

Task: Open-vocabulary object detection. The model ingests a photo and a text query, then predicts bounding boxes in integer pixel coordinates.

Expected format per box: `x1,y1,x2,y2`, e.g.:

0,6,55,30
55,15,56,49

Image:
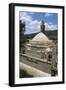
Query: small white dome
31,32,51,43
46,48,52,52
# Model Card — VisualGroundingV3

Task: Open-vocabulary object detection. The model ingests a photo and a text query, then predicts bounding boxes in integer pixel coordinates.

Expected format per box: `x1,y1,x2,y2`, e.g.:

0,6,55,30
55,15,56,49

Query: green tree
19,20,25,51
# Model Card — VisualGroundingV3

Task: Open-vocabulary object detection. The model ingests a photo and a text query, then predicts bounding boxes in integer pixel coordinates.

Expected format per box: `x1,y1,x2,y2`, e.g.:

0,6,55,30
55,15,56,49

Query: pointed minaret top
40,20,45,33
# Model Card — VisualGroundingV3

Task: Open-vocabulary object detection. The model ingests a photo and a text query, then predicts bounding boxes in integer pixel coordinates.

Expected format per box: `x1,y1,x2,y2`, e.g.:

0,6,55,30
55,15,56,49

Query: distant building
20,20,57,76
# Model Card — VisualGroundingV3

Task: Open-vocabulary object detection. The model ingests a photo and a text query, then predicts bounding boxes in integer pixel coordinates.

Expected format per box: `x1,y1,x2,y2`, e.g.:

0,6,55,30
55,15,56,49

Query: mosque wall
20,54,52,74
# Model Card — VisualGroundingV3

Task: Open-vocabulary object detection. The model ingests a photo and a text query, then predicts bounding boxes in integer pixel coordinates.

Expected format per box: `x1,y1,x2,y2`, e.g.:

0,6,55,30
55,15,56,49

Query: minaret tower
40,20,45,33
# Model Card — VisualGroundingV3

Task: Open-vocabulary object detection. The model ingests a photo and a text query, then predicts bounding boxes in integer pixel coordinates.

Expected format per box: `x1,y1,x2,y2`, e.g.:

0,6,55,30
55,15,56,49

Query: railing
20,53,52,64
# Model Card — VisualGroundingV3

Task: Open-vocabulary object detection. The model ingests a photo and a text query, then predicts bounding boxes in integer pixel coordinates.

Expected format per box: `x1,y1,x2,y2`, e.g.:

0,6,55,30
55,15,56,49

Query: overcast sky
19,11,58,34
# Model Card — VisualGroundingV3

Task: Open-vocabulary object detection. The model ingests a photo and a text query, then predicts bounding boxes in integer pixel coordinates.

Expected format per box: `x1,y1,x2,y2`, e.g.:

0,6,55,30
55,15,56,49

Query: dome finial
40,20,45,33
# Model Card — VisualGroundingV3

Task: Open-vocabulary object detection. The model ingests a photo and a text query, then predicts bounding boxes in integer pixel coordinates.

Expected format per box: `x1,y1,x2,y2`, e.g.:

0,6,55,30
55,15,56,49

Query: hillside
24,30,57,41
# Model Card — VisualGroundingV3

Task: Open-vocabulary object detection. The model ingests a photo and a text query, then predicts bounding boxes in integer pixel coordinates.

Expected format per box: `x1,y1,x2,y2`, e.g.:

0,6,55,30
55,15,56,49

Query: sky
19,11,58,34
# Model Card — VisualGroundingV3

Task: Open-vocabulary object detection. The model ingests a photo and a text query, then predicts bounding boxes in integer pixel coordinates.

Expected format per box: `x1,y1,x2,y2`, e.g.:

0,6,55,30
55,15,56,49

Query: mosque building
20,20,57,76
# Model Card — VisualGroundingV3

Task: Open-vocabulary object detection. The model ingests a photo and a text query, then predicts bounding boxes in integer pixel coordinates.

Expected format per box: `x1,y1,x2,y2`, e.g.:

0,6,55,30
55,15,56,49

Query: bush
19,69,33,78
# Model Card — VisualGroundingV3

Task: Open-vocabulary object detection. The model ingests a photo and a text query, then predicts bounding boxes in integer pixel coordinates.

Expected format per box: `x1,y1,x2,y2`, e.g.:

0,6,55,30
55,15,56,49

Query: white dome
46,48,52,52
31,32,51,43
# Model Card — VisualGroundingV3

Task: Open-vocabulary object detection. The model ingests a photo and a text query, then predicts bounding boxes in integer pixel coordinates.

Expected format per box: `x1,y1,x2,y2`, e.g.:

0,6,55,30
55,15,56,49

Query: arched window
48,54,52,61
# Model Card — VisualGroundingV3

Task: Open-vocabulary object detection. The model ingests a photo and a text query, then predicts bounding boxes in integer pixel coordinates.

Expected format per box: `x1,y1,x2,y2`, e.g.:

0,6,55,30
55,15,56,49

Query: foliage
20,69,33,78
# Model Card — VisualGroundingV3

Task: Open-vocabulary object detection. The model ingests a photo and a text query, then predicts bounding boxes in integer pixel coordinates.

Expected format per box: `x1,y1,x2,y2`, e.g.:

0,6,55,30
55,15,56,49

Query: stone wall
20,54,52,74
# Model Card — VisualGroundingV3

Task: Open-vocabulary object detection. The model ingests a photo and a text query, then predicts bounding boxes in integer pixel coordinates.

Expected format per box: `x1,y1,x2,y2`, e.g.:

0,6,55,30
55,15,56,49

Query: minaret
40,20,45,33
